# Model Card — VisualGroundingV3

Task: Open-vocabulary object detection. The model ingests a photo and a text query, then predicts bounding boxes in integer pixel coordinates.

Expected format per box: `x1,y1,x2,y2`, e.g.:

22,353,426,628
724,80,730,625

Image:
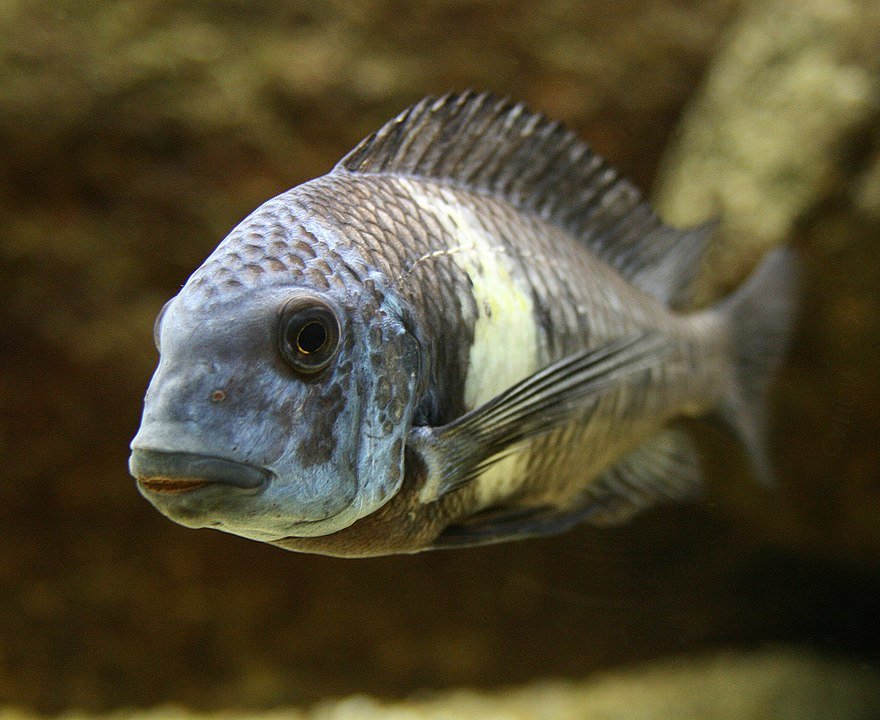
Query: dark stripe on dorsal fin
335,91,714,307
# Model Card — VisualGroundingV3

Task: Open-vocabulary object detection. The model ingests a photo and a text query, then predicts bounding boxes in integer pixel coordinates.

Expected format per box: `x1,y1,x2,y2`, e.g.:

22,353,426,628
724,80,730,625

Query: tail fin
715,248,800,485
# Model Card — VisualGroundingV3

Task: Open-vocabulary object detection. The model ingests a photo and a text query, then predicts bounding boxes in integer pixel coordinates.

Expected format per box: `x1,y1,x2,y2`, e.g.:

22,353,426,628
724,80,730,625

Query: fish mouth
129,449,271,495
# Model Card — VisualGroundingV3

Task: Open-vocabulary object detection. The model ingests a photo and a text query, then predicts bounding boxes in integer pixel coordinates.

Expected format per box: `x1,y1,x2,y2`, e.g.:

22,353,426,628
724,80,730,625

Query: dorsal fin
335,91,713,307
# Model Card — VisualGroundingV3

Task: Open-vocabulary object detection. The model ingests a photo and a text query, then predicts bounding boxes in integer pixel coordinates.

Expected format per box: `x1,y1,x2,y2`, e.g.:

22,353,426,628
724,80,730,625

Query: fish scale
306,168,705,519
374,180,686,511
129,92,798,556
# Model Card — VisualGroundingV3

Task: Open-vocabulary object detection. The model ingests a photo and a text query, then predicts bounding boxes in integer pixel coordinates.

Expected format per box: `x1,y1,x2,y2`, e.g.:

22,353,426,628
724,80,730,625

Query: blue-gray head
129,189,422,542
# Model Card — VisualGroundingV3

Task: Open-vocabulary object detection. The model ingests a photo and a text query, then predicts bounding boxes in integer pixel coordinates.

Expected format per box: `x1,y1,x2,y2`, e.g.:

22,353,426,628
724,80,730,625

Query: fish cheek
294,381,346,468
369,332,413,438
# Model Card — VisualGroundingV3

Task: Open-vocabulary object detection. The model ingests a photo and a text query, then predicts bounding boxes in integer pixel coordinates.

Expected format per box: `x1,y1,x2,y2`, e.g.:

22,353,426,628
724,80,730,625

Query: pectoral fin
410,332,670,503
431,427,703,548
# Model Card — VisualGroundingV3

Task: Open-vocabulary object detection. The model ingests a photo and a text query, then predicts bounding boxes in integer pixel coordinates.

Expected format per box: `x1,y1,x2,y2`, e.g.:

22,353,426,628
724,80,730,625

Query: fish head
129,196,423,542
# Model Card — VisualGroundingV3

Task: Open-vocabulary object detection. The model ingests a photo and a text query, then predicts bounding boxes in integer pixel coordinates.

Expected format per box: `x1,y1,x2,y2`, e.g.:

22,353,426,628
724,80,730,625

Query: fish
129,91,799,557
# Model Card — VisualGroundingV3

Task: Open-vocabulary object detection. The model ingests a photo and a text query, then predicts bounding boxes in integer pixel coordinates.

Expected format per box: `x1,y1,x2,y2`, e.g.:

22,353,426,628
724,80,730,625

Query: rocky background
1,0,879,715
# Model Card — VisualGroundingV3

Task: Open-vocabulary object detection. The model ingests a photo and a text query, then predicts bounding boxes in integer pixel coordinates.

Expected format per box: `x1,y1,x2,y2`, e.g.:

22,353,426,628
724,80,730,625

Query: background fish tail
715,248,801,485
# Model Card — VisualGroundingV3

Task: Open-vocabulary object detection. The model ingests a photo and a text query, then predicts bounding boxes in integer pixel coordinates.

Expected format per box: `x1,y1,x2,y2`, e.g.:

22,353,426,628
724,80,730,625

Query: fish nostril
210,389,227,403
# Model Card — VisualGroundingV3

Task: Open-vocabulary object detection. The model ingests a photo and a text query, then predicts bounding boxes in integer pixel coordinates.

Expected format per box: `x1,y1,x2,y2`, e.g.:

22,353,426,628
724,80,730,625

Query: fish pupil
296,321,327,355
277,296,340,375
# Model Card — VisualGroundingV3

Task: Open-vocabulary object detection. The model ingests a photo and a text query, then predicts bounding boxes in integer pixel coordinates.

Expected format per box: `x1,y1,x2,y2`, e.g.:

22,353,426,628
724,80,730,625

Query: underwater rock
654,0,880,299
654,0,880,563
1,650,878,720
2,0,880,712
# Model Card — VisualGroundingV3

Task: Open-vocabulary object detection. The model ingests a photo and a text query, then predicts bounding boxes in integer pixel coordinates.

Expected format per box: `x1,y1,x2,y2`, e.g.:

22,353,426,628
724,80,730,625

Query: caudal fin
716,248,800,485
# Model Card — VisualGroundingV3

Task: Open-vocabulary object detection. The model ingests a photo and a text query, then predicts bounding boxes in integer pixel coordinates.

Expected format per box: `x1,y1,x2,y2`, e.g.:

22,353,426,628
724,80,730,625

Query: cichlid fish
129,92,798,557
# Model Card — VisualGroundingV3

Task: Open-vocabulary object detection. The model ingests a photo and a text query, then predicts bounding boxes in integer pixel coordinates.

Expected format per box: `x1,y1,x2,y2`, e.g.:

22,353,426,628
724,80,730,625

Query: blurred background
1,0,879,715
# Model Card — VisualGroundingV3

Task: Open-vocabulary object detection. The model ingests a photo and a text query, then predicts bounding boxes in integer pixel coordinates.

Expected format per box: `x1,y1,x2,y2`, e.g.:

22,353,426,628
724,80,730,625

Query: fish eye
277,297,341,375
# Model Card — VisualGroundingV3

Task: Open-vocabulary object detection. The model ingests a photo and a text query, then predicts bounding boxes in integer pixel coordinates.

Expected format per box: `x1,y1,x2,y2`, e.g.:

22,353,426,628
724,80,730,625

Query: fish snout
129,449,271,496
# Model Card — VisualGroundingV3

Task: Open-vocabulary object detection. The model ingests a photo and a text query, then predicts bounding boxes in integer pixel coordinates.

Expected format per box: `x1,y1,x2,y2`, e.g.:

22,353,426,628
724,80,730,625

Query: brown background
1,0,878,711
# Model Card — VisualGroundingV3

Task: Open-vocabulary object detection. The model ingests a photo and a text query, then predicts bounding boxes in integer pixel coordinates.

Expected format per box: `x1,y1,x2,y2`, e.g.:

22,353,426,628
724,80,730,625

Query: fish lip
129,449,272,495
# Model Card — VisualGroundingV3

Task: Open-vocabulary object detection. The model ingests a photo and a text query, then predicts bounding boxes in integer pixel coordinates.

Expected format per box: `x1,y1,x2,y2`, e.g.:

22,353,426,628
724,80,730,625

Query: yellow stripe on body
405,181,540,508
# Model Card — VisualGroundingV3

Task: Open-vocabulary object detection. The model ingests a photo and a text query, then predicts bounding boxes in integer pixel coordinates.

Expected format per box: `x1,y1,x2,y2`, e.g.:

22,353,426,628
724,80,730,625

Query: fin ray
431,428,702,546
411,332,671,503
432,504,602,548
336,91,712,306
715,248,801,486
584,427,703,526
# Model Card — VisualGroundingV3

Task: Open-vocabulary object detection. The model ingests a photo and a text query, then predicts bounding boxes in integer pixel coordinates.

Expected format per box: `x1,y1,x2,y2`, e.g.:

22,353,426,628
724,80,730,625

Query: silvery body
130,93,797,557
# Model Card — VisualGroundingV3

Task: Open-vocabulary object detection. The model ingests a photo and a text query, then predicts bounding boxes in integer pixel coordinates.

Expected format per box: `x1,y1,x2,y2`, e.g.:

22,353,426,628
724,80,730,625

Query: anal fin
584,427,703,526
